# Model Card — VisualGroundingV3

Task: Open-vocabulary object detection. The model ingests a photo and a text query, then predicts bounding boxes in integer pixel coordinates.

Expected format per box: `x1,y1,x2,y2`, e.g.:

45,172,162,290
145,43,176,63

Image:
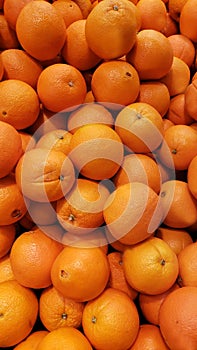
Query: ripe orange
91,60,140,106
123,237,179,295
0,79,40,130
159,286,197,350
130,324,170,350
0,280,38,347
178,242,197,287
37,327,93,350
1,49,43,89
39,285,84,331
15,148,75,202
160,56,190,96
115,102,164,153
13,331,49,350
168,0,188,21
127,29,173,80
74,0,92,18
0,224,16,258
160,12,179,37
103,182,162,245
136,81,170,117
67,102,114,133
52,0,83,27
168,34,195,67
113,153,161,194
188,155,197,200
68,123,124,180
185,79,197,121
3,0,33,30
0,120,22,178
163,118,175,131
56,178,110,234
18,131,36,155
180,0,197,43
0,54,4,81
82,288,139,350
25,200,57,227
167,93,194,126
136,0,167,31
156,226,193,255
62,19,101,71
159,125,197,170
159,180,197,228
10,227,63,289
0,13,19,50
0,254,15,283
107,251,138,299
36,129,72,156
51,245,110,302
16,1,66,61
139,283,180,325
0,174,28,226
85,0,137,60
37,63,87,112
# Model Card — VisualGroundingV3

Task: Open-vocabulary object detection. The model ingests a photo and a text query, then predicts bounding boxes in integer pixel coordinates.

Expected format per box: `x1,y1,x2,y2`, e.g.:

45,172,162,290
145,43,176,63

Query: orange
127,29,173,80
0,79,40,130
168,34,195,67
0,224,16,258
180,0,197,43
67,102,114,133
113,153,161,194
52,0,83,27
1,49,43,89
159,180,197,228
91,60,140,106
26,200,57,226
103,182,162,245
68,123,124,180
139,283,179,325
0,120,22,178
18,131,36,155
163,118,174,131
115,102,164,153
51,245,110,302
104,226,133,252
160,56,190,96
3,0,33,30
37,63,87,112
85,0,137,60
37,327,93,350
156,226,193,255
16,1,66,61
167,93,194,125
56,178,110,234
123,236,179,295
0,13,19,49
36,129,72,155
188,155,197,200
74,0,92,18
0,254,15,283
178,242,197,287
159,286,197,350
39,285,84,331
15,147,75,202
0,174,28,226
10,227,63,289
62,19,101,71
185,79,197,121
136,81,170,117
61,227,109,253
160,12,179,37
136,0,167,31
82,288,139,350
130,324,170,350
13,331,49,350
168,0,188,21
0,54,3,81
107,251,138,299
84,90,95,103
158,125,197,170
0,280,38,347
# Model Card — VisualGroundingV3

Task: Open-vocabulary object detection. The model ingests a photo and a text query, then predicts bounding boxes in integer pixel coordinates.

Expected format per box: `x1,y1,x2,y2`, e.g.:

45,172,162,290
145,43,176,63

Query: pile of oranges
1,0,197,349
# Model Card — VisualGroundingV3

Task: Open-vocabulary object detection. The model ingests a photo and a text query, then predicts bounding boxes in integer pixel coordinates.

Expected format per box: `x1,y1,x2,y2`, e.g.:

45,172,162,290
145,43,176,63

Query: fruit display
0,0,197,349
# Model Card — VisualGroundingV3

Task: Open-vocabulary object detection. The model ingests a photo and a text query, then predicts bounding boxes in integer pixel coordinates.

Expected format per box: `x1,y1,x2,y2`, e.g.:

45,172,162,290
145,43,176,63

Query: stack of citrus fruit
0,0,197,349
